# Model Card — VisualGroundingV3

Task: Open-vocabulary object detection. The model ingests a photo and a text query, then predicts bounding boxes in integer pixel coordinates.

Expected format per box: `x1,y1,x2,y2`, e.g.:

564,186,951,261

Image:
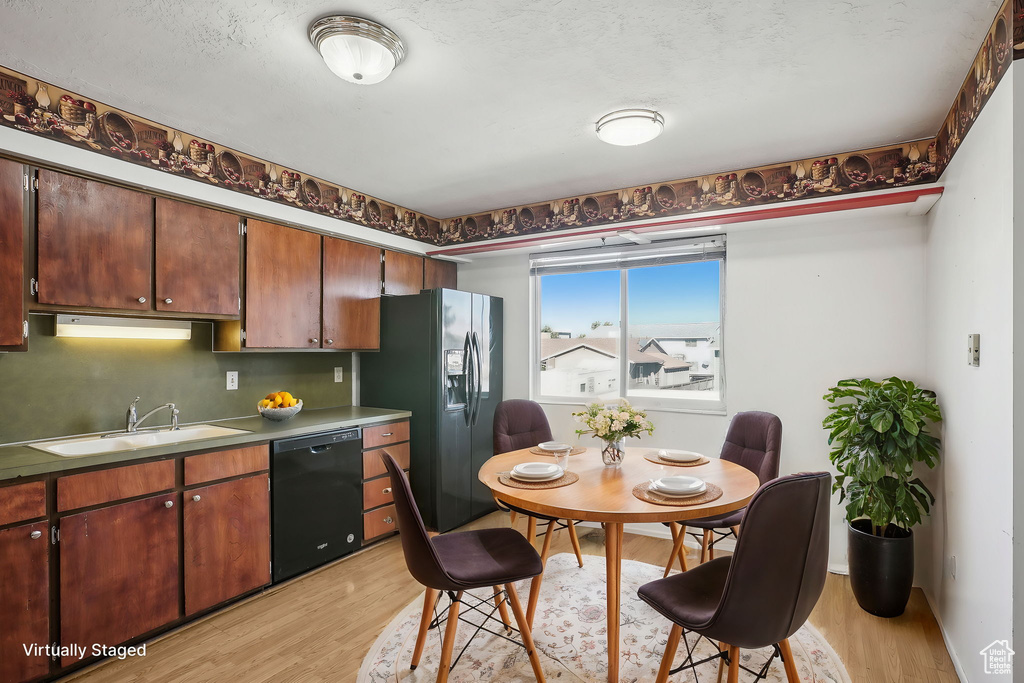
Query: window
532,237,725,412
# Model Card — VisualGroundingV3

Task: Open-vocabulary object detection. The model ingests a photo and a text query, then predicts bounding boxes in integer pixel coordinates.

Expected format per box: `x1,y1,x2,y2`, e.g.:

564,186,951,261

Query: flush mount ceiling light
595,109,665,146
309,15,406,85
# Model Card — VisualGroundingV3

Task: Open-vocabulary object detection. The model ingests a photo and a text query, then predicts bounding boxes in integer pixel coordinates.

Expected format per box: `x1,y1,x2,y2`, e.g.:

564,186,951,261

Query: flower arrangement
573,400,654,466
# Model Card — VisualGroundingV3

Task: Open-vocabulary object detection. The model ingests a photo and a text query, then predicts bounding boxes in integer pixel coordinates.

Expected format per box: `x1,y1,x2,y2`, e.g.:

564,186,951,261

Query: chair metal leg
655,623,682,683
505,581,547,682
727,645,740,683
664,523,687,578
494,586,512,633
435,591,463,683
778,639,801,683
539,519,556,565
566,520,584,567
410,587,437,670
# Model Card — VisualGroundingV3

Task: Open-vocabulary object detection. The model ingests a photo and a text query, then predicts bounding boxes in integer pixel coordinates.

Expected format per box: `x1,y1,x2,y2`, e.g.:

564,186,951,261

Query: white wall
924,71,1015,681
459,207,929,572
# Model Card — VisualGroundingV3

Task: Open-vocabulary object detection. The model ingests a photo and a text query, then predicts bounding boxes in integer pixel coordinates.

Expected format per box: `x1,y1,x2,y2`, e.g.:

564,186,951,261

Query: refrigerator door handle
471,332,483,426
463,332,474,426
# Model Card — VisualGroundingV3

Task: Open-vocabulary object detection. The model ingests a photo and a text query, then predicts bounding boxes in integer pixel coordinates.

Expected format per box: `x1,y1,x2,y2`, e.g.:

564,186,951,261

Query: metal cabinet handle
384,516,394,525
30,530,42,539
382,432,393,437
192,495,201,502
165,500,174,508
382,487,392,495
164,298,173,304
326,339,334,345
138,297,147,303
310,338,319,344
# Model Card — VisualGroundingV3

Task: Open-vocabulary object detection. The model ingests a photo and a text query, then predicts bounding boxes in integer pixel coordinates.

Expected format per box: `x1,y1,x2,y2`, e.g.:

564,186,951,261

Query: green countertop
0,406,411,481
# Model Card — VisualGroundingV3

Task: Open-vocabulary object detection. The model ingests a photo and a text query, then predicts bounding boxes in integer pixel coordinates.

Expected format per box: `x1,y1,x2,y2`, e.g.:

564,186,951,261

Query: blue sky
540,261,720,337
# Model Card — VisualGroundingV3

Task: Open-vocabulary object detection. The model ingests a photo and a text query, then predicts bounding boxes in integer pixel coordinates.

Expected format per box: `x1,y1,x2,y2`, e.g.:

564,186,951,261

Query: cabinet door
423,258,457,290
184,474,270,615
155,198,240,316
0,522,49,683
322,237,381,350
60,494,180,664
245,220,321,348
37,170,153,310
0,158,24,347
382,250,424,296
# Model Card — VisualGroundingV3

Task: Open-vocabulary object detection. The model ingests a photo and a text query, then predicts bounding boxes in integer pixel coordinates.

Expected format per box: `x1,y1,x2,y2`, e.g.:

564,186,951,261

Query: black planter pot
848,519,914,618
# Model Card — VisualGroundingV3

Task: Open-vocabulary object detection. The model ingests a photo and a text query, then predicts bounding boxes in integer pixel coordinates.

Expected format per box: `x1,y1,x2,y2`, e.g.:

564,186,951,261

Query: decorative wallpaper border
0,64,442,244
0,1,1014,248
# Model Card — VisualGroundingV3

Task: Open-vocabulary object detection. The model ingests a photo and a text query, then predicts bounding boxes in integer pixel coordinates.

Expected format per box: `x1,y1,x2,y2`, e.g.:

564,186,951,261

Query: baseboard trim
923,589,967,682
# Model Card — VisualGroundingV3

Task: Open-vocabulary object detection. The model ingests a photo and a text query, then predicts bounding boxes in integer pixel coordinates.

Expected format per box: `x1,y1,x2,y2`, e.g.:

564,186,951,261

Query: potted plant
573,399,653,467
823,377,941,617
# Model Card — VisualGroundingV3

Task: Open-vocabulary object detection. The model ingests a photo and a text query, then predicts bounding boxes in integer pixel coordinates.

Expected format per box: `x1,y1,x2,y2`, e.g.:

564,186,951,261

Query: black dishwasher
271,428,362,583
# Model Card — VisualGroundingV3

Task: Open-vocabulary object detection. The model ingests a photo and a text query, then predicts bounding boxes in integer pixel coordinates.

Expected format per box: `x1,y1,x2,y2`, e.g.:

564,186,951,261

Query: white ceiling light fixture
596,109,665,146
309,15,406,85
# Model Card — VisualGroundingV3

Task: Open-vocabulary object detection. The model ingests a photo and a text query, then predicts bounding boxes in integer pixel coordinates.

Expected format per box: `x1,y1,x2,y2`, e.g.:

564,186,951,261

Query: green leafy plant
823,377,941,537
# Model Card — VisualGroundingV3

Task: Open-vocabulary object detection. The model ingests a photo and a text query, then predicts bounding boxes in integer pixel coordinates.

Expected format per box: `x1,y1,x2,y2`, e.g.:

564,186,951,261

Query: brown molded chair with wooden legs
639,471,830,683
381,452,546,683
663,411,782,577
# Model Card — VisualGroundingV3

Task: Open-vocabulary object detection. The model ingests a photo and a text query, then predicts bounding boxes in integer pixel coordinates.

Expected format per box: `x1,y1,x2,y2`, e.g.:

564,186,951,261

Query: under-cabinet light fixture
55,315,192,340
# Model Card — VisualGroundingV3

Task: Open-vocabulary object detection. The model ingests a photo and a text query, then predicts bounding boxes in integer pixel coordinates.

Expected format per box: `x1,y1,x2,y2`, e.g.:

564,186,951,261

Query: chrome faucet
125,397,179,433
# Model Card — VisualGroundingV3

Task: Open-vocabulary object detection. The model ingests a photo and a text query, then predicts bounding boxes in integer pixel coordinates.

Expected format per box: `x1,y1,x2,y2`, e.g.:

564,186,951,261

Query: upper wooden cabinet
423,258,458,290
382,250,424,296
323,237,381,350
0,158,25,348
245,219,322,349
156,198,240,316
36,170,153,310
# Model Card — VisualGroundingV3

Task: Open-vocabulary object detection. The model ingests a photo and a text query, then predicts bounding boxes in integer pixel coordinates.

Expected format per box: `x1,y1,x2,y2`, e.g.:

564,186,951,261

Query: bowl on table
258,399,303,421
650,475,707,497
537,441,571,453
511,462,563,482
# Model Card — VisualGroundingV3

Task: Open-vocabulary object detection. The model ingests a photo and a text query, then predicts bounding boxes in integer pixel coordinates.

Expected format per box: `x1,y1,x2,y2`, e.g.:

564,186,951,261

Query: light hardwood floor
67,512,958,682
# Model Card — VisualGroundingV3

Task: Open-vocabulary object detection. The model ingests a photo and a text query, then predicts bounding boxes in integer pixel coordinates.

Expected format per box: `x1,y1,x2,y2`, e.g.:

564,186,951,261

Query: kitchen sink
30,425,251,457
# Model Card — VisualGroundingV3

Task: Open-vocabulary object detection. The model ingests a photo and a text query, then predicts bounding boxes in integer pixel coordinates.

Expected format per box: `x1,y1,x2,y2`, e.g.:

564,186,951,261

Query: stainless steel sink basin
30,425,251,457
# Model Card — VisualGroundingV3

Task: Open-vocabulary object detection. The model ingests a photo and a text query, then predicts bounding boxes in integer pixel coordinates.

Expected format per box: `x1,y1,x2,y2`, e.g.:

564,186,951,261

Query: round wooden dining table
478,446,760,683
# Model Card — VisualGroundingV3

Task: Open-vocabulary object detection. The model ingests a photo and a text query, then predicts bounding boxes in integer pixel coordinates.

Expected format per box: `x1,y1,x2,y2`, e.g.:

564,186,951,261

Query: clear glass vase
601,439,625,467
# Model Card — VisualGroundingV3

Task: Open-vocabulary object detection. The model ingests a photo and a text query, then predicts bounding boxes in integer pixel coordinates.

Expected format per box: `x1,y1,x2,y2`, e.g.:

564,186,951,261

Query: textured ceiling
0,0,1002,218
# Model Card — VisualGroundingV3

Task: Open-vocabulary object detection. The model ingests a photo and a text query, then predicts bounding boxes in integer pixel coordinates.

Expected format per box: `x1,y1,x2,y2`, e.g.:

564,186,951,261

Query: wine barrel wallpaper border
0,0,1015,247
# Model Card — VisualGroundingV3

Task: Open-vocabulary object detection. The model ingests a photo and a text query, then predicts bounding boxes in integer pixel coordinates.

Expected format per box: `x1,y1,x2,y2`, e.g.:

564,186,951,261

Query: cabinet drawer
363,420,409,449
58,460,175,511
362,478,400,511
363,442,410,480
185,445,269,486
0,481,46,527
364,504,397,541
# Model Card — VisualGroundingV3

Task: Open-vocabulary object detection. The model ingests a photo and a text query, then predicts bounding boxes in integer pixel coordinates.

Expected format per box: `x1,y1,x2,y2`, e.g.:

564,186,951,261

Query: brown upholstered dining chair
639,472,831,683
493,399,584,570
381,452,547,683
663,411,782,576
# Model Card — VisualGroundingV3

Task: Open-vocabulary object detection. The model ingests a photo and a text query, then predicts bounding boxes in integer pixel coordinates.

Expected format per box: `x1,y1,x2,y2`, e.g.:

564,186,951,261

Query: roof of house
540,337,692,369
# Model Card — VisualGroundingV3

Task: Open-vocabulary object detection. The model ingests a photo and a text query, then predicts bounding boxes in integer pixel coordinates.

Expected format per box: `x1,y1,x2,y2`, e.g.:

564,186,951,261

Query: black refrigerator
360,289,502,532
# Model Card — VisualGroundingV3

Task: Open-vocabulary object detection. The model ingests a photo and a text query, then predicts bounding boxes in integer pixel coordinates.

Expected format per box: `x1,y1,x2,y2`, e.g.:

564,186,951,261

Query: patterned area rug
358,553,851,682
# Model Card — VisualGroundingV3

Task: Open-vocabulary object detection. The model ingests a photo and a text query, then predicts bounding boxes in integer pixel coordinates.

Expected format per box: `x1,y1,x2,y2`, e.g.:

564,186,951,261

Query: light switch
226,371,239,390
968,334,980,367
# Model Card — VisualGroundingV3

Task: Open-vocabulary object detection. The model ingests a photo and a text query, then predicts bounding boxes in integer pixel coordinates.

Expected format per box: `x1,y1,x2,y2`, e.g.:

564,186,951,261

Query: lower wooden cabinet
59,494,180,665
0,521,50,683
184,474,271,615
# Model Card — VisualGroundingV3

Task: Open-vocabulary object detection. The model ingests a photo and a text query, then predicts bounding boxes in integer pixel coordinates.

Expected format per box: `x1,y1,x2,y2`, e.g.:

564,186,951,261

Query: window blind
529,236,726,276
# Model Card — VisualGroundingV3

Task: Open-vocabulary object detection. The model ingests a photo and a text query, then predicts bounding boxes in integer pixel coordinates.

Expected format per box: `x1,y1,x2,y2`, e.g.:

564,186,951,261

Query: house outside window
532,237,725,413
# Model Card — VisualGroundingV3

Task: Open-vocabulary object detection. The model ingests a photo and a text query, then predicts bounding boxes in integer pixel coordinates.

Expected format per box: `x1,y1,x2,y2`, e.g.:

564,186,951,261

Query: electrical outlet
948,555,957,580
968,334,980,366
334,367,344,383
226,371,238,391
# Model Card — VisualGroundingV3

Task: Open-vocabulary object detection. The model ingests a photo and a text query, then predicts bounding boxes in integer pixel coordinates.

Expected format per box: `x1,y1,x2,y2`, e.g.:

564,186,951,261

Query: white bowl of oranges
258,391,302,421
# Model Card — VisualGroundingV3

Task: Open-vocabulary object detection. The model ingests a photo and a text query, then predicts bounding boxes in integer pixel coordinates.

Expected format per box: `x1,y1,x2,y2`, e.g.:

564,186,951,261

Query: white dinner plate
512,462,562,479
652,475,706,495
650,481,708,498
537,441,570,452
652,449,703,463
511,469,564,483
